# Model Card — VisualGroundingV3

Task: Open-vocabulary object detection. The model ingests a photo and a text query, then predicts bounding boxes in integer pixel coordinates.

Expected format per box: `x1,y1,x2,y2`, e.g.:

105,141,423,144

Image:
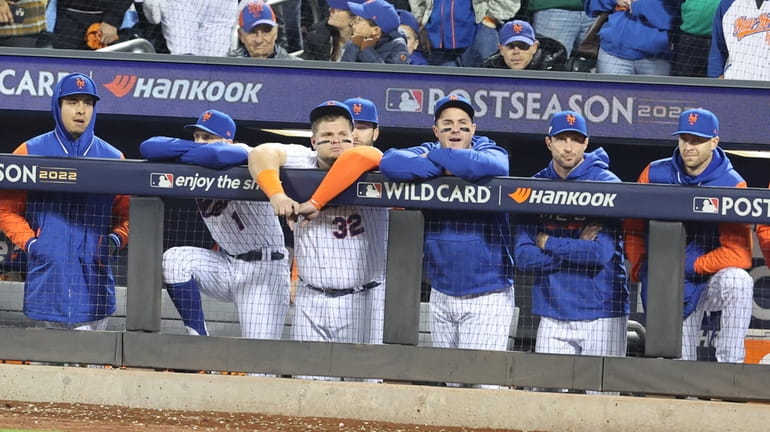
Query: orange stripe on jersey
0,143,34,250
310,146,382,209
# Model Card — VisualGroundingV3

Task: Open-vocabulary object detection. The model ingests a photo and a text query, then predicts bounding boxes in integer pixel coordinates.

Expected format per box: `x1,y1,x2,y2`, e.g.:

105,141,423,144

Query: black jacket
482,37,568,71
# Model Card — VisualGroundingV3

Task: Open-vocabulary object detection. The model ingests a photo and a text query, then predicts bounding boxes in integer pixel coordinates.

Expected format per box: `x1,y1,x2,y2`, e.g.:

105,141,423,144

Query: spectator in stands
482,20,568,71
139,110,291,344
302,0,364,61
514,112,629,382
229,0,302,60
0,73,129,331
585,0,676,75
341,0,409,64
0,0,46,47
51,0,133,49
379,95,515,387
397,9,427,65
671,0,719,77
708,0,769,80
142,0,236,56
248,101,386,380
624,108,753,363
529,0,596,58
409,0,519,67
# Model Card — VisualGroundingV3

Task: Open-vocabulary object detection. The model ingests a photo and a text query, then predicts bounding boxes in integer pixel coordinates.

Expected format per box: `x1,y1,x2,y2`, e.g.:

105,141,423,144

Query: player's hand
100,22,119,45
269,193,299,217
580,223,602,241
287,200,320,230
536,232,549,249
351,34,379,50
0,0,13,25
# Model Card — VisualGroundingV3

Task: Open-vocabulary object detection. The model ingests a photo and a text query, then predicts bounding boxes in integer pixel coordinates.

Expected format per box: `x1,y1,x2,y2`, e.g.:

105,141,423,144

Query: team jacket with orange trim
623,147,752,317
379,135,514,297
514,148,629,321
0,89,129,324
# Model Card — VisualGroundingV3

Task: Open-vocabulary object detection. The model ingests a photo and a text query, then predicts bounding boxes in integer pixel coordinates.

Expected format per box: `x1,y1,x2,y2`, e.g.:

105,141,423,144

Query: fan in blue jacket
514,111,629,364
0,73,129,328
380,95,515,386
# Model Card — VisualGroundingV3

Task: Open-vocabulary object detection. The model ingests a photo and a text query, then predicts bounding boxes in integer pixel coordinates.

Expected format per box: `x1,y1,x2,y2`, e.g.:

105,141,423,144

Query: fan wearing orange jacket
0,73,129,330
624,108,753,363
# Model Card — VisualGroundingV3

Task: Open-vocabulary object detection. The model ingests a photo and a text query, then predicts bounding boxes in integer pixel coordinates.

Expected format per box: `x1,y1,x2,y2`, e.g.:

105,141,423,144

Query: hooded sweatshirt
624,147,751,317
0,73,129,324
514,148,629,320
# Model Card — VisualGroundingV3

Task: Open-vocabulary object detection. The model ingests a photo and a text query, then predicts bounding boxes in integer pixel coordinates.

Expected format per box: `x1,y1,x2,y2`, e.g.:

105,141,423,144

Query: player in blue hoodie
0,73,129,329
514,111,629,367
380,95,515,386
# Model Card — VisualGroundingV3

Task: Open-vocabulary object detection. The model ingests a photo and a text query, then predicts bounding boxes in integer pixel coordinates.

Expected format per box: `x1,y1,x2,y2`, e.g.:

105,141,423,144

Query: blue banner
1,154,770,224
1,52,769,146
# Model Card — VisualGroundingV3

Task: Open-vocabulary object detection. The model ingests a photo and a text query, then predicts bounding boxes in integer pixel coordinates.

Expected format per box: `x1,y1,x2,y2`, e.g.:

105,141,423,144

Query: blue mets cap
185,110,236,139
434,94,474,120
239,0,277,32
548,111,588,137
310,100,354,124
348,0,400,34
327,0,365,10
397,9,419,33
499,20,536,46
344,97,378,126
57,73,100,101
672,108,719,138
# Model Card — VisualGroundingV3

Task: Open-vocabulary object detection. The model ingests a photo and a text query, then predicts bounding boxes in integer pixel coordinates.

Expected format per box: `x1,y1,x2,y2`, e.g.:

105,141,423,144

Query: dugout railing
0,155,770,401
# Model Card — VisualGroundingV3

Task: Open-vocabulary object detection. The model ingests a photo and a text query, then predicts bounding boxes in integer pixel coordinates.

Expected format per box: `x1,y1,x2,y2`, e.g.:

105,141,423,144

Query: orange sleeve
622,165,651,283
694,181,752,273
0,143,35,251
111,194,130,247
309,146,382,209
757,223,770,266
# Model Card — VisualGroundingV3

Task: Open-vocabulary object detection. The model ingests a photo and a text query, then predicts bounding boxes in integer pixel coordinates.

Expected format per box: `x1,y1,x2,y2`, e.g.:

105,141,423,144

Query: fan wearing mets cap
625,108,753,363
0,73,129,330
140,111,290,347
229,0,302,60
341,0,409,64
380,94,514,388
249,100,387,380
514,111,629,392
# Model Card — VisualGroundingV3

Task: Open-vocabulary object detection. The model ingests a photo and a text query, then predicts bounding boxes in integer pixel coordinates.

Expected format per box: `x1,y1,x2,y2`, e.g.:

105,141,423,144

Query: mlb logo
386,88,423,112
693,197,719,214
151,173,174,188
357,182,382,198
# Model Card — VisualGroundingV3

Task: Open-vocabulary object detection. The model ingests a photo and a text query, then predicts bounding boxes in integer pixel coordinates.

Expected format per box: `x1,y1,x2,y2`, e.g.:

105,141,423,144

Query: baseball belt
305,281,380,298
228,250,285,262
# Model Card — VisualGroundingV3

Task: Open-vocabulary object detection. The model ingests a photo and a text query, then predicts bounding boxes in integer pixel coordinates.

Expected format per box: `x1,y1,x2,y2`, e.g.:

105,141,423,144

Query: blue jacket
514,148,629,321
380,135,514,296
341,31,410,64
0,79,129,324
586,0,679,60
140,137,248,169
627,147,751,317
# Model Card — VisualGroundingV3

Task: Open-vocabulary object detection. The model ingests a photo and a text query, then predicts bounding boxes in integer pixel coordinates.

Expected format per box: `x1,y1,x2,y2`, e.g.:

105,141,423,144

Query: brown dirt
0,400,524,432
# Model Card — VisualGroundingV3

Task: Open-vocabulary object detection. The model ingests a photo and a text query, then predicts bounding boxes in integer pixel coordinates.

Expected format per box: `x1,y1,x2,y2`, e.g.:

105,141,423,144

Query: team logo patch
357,182,382,198
693,197,719,214
385,88,423,112
151,173,174,188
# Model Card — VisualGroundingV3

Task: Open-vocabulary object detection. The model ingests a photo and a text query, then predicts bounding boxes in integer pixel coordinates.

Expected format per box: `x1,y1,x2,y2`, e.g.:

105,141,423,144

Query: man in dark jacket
341,0,408,64
482,20,567,71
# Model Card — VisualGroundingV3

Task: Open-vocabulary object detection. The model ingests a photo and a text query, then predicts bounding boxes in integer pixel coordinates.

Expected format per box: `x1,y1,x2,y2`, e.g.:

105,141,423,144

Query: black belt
228,250,285,262
305,281,380,297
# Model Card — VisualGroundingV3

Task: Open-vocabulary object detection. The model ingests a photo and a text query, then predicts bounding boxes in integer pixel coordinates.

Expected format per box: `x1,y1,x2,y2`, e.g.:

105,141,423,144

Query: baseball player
709,0,770,80
248,100,387,380
139,110,290,343
514,112,629,384
0,73,129,330
344,97,387,349
624,108,753,363
379,95,515,388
